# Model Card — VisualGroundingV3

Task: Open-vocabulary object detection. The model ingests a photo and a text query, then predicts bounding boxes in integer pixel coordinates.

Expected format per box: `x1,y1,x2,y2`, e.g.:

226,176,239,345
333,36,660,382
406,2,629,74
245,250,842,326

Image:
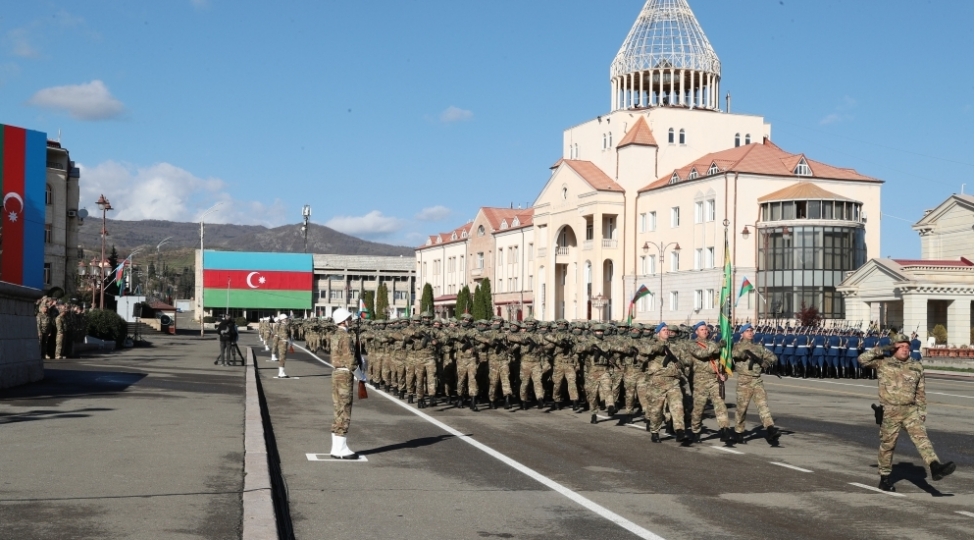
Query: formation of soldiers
746,325,900,379
35,296,88,360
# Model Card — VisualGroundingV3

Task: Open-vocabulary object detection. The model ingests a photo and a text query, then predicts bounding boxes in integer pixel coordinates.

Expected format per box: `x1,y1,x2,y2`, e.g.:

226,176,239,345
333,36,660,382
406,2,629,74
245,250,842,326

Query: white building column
947,296,973,346
902,293,929,341
679,69,685,106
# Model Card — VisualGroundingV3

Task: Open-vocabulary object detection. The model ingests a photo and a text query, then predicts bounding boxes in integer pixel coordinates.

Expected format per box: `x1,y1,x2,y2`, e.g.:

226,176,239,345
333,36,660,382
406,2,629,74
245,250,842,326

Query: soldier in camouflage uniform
639,324,690,444
508,319,548,410
328,308,360,460
36,298,54,359
858,333,955,492
545,320,581,410
272,314,291,378
413,313,441,407
452,315,481,409
686,321,732,443
54,307,68,359
583,324,617,424
475,317,514,409
731,324,780,445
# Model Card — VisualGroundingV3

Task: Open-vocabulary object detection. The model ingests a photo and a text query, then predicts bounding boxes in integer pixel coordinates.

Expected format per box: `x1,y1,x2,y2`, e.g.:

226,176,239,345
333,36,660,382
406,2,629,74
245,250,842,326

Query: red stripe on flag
202,269,312,291
1,126,26,285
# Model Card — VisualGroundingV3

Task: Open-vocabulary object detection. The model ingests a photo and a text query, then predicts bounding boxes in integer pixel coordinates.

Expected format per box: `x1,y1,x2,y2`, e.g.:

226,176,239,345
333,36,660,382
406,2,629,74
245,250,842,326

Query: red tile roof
639,138,880,193
481,207,534,232
420,222,472,248
561,160,625,192
617,117,657,148
758,182,855,203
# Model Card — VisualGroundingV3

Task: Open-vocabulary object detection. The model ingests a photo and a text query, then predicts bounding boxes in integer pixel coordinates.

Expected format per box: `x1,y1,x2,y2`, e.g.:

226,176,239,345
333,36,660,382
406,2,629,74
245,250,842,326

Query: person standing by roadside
215,315,234,365
328,308,359,460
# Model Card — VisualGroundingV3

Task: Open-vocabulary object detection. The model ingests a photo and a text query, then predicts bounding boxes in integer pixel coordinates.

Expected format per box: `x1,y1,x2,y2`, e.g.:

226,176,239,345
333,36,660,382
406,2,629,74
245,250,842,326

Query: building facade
44,141,82,295
529,0,882,324
312,253,415,319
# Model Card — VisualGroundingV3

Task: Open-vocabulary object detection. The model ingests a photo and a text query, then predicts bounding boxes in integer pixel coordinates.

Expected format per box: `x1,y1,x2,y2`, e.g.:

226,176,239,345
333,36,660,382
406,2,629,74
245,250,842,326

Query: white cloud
77,160,288,227
819,95,856,125
414,205,451,222
7,28,40,58
440,106,473,123
325,211,407,237
819,113,842,125
28,80,125,121
191,0,210,9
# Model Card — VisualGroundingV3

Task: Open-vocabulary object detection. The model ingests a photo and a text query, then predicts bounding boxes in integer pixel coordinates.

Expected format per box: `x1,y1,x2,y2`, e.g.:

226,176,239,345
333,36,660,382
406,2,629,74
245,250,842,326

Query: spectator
215,315,235,365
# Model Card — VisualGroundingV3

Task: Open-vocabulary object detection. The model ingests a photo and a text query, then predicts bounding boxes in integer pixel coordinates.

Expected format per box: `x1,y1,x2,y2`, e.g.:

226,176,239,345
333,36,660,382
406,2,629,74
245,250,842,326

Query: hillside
77,219,415,260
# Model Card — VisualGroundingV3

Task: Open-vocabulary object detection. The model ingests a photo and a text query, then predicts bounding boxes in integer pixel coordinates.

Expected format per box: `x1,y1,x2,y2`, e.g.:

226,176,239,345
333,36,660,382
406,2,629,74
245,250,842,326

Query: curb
242,346,278,540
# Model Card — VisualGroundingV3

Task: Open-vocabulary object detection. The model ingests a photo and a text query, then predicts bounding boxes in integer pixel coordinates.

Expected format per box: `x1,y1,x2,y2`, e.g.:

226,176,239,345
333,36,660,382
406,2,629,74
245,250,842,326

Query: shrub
87,309,128,346
795,304,822,328
235,316,248,328
930,324,948,345
203,316,217,324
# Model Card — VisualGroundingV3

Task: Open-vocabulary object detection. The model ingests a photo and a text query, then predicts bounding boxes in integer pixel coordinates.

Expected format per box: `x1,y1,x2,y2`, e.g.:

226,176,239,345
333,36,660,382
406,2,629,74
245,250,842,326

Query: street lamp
199,202,226,337
301,205,311,253
642,240,681,323
95,194,113,309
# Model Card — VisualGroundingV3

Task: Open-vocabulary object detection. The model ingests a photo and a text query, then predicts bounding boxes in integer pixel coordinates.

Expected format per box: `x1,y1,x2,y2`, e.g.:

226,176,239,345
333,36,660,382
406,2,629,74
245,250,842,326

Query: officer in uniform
328,308,360,460
858,333,955,492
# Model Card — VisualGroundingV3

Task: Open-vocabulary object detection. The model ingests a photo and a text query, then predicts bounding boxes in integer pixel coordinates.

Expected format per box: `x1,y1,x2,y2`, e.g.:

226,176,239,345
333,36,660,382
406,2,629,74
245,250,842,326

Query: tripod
215,340,245,366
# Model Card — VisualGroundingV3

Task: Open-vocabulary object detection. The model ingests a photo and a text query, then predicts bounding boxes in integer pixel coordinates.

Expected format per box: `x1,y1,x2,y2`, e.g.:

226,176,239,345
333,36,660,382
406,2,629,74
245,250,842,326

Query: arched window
745,134,751,145
668,128,675,144
688,168,698,180
45,184,53,206
679,129,686,145
602,133,607,150
477,225,485,236
734,133,741,147
608,131,612,147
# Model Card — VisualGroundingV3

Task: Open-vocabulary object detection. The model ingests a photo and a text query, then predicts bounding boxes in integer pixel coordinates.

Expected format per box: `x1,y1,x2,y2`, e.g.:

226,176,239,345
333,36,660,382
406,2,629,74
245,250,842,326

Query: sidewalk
0,331,246,540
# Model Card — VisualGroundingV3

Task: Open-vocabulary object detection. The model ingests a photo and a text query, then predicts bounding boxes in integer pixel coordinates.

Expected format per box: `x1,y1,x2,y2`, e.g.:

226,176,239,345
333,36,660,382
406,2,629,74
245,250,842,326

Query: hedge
86,309,128,346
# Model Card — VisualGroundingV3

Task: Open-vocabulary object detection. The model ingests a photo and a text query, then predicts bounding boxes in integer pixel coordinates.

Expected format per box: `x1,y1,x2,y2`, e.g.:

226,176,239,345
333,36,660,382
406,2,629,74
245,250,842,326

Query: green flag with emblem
719,229,734,375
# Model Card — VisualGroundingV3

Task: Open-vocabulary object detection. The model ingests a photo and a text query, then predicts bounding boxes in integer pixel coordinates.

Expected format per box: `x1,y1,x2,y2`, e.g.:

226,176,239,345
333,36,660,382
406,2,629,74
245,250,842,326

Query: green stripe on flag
719,230,734,375
203,289,311,309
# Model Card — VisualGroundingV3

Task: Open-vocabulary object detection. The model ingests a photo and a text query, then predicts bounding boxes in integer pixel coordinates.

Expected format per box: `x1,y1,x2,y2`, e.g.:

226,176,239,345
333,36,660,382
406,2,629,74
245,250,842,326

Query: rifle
744,349,781,378
354,316,368,399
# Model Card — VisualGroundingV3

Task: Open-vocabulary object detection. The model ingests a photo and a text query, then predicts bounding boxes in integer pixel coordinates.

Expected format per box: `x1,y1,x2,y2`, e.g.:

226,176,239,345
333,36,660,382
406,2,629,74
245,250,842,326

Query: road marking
293,343,667,540
955,511,974,517
709,445,744,455
306,453,368,462
770,462,812,473
848,482,905,497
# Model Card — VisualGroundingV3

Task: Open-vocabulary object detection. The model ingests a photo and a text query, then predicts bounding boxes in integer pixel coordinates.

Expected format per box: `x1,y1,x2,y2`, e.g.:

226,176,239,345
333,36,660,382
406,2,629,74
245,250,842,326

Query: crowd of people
35,296,87,360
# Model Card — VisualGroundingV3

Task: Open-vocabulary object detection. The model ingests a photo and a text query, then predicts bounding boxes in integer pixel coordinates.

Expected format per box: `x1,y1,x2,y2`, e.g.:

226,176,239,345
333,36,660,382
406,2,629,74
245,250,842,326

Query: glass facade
756,224,866,320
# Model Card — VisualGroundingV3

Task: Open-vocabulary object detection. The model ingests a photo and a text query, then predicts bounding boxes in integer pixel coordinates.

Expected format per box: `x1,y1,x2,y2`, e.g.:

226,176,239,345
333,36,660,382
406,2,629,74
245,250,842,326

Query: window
669,172,680,185
602,133,607,150
670,251,680,271
694,290,703,310
745,134,751,145
513,277,518,291
527,275,533,289
648,211,656,231
734,133,741,147
639,213,647,233
670,206,680,227
498,279,504,293
688,168,698,180
330,290,344,301
705,289,715,310
476,252,484,269
707,163,719,175
705,199,715,222
608,132,612,147
498,249,503,267
585,221,594,241
670,291,679,311
679,129,686,144
44,263,51,285
45,184,53,205
795,158,811,176
694,202,703,224
706,247,715,268
638,292,654,312
668,128,675,144
528,243,534,260
394,291,408,301
477,225,485,236
694,248,702,270
44,223,52,244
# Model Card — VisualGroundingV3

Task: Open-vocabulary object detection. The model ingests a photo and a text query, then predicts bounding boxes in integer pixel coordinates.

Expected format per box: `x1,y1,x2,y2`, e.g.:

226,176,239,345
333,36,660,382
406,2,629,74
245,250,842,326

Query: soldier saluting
858,333,955,492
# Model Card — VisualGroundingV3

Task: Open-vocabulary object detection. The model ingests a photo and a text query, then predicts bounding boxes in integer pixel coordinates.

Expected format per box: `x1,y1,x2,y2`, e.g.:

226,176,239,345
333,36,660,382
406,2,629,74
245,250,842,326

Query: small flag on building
627,284,651,324
736,276,754,306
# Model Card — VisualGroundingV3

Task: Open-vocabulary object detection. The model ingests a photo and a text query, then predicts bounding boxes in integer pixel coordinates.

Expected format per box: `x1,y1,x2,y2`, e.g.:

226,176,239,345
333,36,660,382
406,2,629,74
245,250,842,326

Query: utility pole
302,205,312,253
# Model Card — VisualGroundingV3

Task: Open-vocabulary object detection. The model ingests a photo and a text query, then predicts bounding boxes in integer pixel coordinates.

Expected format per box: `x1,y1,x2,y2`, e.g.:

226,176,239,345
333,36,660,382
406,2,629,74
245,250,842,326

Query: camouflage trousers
691,377,729,433
455,356,479,398
552,361,579,401
584,367,613,411
621,366,643,412
275,338,288,367
519,360,547,402
390,354,406,390
415,357,437,398
609,368,623,407
440,358,455,397
878,404,939,476
643,378,685,433
367,352,382,381
404,358,420,395
487,359,513,400
331,369,354,435
54,332,65,359
735,377,773,433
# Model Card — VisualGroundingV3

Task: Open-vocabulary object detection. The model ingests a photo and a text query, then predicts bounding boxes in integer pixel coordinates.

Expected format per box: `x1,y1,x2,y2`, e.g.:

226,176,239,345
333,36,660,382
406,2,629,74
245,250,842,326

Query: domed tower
610,0,721,112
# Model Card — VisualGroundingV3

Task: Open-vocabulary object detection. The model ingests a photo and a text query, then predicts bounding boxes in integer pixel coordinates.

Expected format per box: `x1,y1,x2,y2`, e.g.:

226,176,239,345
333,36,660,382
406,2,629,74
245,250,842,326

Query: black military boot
878,475,895,492
590,413,598,424
504,395,512,410
607,405,617,417
719,427,728,442
520,400,528,411
736,430,745,444
470,397,479,412
537,400,545,410
765,425,781,444
650,432,661,443
692,430,702,443
407,395,414,404
665,419,675,435
675,429,690,445
570,400,579,411
417,397,426,409
931,461,956,481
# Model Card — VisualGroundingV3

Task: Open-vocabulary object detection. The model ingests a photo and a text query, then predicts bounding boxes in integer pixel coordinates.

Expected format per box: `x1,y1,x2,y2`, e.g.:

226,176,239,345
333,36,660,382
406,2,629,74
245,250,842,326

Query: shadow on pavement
0,407,115,425
892,462,955,497
359,434,460,456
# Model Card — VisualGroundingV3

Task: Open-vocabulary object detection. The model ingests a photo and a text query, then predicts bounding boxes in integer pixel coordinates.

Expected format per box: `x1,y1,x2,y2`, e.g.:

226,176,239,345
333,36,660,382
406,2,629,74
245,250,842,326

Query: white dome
611,0,720,79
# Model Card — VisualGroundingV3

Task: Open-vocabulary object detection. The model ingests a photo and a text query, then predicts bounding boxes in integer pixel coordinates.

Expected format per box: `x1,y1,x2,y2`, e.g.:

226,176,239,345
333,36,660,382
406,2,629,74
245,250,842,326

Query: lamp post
95,194,113,309
642,240,681,323
301,205,311,253
199,202,226,337
741,224,790,324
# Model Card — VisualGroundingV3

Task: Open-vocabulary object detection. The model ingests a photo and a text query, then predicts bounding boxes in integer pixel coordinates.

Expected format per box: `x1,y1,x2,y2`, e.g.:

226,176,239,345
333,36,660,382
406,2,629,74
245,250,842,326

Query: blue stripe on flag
22,129,47,289
203,250,312,272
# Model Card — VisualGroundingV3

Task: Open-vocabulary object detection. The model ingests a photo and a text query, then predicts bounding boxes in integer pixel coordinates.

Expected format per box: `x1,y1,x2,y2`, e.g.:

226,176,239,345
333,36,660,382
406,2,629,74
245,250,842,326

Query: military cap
509,320,523,329
667,324,681,332
555,319,569,326
740,323,754,332
890,333,910,344
591,323,606,332
490,315,503,322
447,317,458,323
524,317,538,326
460,313,473,320
421,310,434,318
692,321,706,331
655,322,668,333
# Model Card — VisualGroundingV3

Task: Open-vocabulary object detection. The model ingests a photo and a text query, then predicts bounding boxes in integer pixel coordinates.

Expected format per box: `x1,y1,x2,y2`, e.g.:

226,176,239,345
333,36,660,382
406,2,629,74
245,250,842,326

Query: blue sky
1,0,971,257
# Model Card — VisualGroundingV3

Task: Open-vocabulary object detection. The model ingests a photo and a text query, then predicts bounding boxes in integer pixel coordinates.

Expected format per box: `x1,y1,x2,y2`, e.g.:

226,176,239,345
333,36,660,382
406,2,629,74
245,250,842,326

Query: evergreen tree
420,283,434,314
455,284,472,316
363,290,375,319
105,245,121,299
478,277,493,319
472,284,484,320
375,283,389,320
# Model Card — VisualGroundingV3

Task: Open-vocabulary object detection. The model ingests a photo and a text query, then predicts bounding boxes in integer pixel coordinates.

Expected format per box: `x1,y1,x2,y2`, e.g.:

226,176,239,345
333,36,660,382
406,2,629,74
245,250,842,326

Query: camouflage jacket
687,338,725,381
329,328,358,370
732,339,777,378
858,348,926,412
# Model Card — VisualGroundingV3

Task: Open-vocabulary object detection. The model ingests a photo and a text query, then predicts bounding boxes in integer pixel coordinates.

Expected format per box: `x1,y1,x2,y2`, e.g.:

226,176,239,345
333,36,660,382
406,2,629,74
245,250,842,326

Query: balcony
582,240,593,251
471,268,482,277
556,246,569,256
602,239,618,248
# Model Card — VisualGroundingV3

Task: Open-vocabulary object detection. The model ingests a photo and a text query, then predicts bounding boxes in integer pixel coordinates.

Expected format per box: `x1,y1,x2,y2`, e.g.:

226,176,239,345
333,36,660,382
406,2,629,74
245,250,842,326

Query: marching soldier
54,305,68,360
508,319,548,409
453,315,481,410
687,321,732,443
731,324,781,445
639,323,689,444
273,314,290,378
583,324,616,424
546,320,581,411
858,333,955,492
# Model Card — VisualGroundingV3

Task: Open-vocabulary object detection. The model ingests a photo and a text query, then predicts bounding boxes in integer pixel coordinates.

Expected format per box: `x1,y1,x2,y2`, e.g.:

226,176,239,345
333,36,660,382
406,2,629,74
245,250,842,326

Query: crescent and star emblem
245,271,266,289
2,192,24,223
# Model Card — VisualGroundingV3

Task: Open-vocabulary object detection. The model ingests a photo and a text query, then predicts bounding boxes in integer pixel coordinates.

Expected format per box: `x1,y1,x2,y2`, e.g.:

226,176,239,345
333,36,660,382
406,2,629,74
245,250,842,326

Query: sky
1,0,971,257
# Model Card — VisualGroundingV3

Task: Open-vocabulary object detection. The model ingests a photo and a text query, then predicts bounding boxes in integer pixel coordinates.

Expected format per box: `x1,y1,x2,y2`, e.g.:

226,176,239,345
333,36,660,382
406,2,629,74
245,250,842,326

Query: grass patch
922,365,974,373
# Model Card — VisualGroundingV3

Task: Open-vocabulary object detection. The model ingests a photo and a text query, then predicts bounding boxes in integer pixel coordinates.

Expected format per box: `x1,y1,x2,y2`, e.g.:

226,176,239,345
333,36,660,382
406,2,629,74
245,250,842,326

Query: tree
472,284,484,320
420,283,434,314
930,324,948,345
476,278,493,319
795,304,822,328
455,285,472,316
375,283,389,320
363,290,375,319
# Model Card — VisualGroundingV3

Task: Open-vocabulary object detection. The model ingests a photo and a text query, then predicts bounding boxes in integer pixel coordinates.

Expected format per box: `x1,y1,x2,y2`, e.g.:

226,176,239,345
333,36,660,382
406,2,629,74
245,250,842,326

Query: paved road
254,335,973,540
0,332,245,540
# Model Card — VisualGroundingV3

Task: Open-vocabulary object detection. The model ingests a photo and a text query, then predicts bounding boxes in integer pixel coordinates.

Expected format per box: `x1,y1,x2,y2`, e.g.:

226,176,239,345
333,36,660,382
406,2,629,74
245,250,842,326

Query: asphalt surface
0,331,245,540
254,335,973,540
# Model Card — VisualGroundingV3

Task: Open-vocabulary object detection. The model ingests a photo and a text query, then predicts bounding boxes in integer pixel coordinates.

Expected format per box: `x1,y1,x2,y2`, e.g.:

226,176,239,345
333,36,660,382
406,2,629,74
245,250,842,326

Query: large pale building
530,0,882,324
44,141,82,295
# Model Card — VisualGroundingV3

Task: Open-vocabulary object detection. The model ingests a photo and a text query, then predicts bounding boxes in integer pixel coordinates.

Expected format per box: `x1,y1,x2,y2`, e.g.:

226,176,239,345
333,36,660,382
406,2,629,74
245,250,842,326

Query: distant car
176,308,184,313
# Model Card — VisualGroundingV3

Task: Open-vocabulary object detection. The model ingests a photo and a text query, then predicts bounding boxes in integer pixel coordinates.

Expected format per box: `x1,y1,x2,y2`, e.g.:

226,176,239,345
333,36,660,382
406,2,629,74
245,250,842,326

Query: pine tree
375,283,389,320
363,290,375,319
478,277,493,319
421,283,434,314
455,284,472,316
472,284,484,320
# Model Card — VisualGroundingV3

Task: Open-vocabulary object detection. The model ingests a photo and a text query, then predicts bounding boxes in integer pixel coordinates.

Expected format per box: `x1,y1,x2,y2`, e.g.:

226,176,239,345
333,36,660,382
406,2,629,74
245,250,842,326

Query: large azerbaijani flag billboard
202,251,313,309
1,123,47,289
